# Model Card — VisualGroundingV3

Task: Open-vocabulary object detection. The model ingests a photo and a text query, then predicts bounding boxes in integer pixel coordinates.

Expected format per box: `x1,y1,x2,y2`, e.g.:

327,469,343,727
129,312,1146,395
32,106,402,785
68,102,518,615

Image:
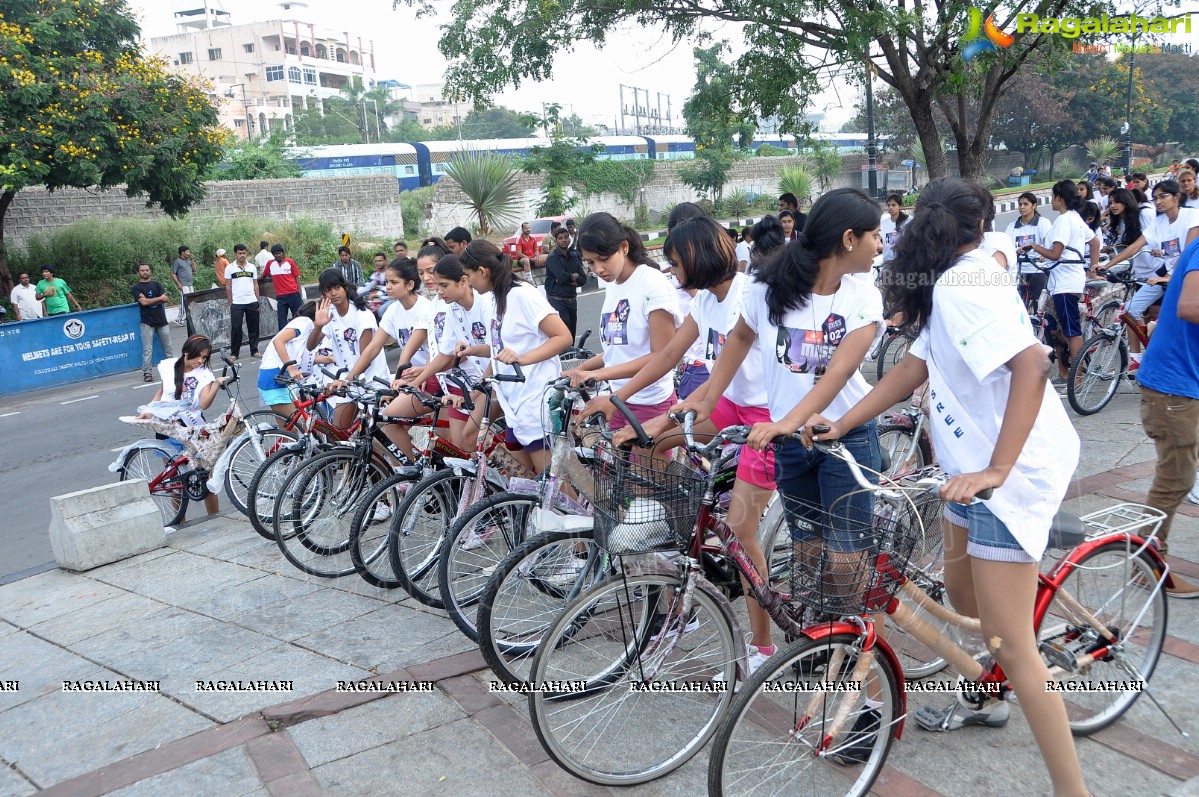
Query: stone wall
5,175,404,248
426,151,1027,233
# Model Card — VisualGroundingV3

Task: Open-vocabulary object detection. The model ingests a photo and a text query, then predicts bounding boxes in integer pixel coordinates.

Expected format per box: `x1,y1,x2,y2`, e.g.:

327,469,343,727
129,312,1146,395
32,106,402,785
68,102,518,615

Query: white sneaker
650,611,699,643
713,634,775,689
1187,473,1199,505
531,507,594,533
460,523,497,551
370,501,393,521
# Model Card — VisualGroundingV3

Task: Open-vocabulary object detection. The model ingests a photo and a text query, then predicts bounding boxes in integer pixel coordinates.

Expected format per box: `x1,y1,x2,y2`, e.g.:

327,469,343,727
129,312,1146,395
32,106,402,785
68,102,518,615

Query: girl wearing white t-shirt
258,300,318,417
142,334,226,516
307,269,391,429
1022,180,1100,379
879,194,909,263
460,240,572,474
344,259,435,462
591,216,779,676
563,212,681,430
1005,192,1054,308
809,178,1088,796
978,187,1018,278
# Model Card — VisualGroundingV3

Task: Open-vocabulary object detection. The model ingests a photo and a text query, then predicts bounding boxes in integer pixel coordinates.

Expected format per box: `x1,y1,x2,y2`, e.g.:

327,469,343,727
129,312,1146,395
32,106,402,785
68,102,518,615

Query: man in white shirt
225,244,261,360
254,240,272,269
10,272,44,320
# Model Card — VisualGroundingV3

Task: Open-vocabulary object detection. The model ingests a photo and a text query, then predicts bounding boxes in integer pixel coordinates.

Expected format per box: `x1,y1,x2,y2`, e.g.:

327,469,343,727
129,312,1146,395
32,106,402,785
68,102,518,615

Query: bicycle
706,437,1173,797
111,351,246,527
873,326,915,383
1067,269,1151,415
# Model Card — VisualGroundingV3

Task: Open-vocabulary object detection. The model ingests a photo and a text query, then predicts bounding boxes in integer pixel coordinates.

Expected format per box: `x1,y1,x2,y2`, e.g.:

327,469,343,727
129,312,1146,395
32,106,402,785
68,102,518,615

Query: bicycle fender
445,456,476,476
800,621,908,739
108,440,180,475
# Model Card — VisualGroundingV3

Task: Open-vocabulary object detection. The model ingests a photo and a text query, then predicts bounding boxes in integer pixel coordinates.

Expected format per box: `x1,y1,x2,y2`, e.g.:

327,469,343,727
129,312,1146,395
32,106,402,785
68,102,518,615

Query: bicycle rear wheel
1068,332,1127,415
528,570,737,786
348,471,420,588
478,529,605,686
1037,540,1167,734
246,443,315,540
387,469,478,607
707,633,901,797
875,332,913,383
224,413,298,516
877,422,929,479
120,446,187,527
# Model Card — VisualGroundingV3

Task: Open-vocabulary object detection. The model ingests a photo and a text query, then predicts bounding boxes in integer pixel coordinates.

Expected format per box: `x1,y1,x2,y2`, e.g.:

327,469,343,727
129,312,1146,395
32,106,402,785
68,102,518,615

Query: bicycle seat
1048,511,1088,550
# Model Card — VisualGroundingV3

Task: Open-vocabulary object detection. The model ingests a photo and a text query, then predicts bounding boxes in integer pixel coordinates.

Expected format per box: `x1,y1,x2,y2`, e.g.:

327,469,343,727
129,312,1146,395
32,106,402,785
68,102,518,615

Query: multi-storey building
148,1,376,140
412,84,473,131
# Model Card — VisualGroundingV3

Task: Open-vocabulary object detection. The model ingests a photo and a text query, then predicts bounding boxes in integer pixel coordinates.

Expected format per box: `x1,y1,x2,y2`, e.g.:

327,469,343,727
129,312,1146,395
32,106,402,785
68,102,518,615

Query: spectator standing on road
131,262,171,382
332,246,364,287
10,272,44,320
515,221,539,281
266,244,302,328
254,241,272,269
213,248,229,289
224,244,261,361
36,266,82,316
778,210,801,244
1136,237,1199,596
544,227,587,340
444,227,472,256
170,246,195,325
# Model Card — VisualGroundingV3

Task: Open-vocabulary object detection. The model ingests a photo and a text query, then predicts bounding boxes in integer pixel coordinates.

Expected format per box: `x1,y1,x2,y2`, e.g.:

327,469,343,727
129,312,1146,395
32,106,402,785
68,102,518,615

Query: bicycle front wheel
1037,540,1167,734
875,332,912,383
120,446,187,527
348,472,418,589
707,632,902,797
387,469,480,608
1068,331,1127,415
246,443,316,540
528,570,738,786
224,412,298,516
877,422,929,478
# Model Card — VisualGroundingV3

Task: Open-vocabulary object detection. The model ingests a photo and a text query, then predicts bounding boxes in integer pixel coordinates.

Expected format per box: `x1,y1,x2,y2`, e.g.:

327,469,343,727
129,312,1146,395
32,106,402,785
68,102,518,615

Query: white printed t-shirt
980,231,1019,278
879,214,906,262
380,295,434,368
156,358,216,427
908,249,1079,560
1004,215,1053,275
1145,207,1199,276
490,282,562,445
439,291,494,382
599,264,681,405
1046,210,1095,295
224,262,258,305
262,316,316,374
319,303,390,384
740,272,883,424
688,272,767,408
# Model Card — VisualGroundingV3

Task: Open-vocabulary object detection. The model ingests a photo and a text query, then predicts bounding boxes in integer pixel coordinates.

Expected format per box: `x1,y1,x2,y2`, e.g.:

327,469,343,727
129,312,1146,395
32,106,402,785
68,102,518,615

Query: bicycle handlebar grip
393,363,411,378
495,362,525,383
577,329,591,350
975,487,994,500
610,395,651,448
372,376,393,388
811,424,831,435
445,372,475,412
579,411,605,429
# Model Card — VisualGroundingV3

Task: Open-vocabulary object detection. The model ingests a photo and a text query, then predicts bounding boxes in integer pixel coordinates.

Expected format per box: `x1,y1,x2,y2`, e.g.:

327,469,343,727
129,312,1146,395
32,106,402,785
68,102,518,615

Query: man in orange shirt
515,221,539,281
214,248,229,288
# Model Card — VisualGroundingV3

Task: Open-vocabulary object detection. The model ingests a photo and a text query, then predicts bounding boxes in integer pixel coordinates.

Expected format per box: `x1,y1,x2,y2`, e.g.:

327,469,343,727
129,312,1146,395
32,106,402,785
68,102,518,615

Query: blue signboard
0,305,162,396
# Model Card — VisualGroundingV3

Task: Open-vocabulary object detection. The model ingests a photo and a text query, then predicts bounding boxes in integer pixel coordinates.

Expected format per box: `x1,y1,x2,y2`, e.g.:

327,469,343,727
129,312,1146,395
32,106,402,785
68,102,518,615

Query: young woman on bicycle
142,334,228,516
1179,168,1199,208
340,258,435,462
807,177,1089,797
562,212,681,431
460,240,572,474
1006,191,1053,308
879,193,909,262
665,202,712,400
258,300,318,418
306,269,391,430
747,214,785,273
1020,179,1100,381
589,215,779,674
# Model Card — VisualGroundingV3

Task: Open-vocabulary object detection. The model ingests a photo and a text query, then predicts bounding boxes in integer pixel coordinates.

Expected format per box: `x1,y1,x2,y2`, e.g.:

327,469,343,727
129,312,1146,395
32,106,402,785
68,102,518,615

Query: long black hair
1107,188,1143,246
386,257,420,292
755,187,880,327
667,202,708,231
576,212,658,268
1052,179,1083,214
418,237,450,259
884,178,986,335
174,335,212,400
433,253,468,282
885,193,909,228
461,239,518,317
749,215,784,267
318,268,367,310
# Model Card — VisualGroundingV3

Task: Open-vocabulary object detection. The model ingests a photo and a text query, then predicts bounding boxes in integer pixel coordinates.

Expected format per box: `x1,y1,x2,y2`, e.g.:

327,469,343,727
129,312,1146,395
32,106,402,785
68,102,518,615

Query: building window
423,118,431,124
233,119,245,128
207,48,222,60
179,51,194,65
287,66,302,83
243,43,254,53
303,67,317,86
265,65,284,82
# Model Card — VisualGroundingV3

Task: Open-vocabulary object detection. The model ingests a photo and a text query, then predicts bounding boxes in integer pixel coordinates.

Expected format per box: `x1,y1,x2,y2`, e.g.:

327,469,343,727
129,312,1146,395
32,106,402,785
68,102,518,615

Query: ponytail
461,240,517,317
576,212,658,270
884,177,986,335
1052,179,1083,214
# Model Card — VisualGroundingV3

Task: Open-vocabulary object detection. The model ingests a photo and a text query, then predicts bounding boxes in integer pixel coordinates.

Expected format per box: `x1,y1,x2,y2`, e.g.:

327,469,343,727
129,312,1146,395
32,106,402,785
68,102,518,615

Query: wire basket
581,446,705,556
787,487,940,617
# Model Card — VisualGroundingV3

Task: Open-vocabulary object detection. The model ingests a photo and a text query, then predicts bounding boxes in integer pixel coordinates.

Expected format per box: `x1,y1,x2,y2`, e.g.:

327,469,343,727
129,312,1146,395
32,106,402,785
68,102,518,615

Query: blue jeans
774,419,881,552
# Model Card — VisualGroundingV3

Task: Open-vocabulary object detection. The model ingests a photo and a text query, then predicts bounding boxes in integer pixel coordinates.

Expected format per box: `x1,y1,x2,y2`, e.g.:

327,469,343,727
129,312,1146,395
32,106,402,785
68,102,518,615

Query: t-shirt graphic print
602,299,632,346
774,313,847,373
706,328,727,361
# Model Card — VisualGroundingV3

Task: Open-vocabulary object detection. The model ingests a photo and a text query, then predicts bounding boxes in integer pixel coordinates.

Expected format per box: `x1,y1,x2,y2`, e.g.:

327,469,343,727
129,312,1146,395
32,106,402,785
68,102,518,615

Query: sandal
143,372,153,382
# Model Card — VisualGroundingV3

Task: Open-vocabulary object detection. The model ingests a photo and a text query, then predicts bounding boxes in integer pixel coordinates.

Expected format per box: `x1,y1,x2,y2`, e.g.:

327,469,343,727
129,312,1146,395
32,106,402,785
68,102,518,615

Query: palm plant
808,143,844,192
1086,137,1120,168
442,151,522,236
910,136,946,173
777,164,812,206
722,188,752,219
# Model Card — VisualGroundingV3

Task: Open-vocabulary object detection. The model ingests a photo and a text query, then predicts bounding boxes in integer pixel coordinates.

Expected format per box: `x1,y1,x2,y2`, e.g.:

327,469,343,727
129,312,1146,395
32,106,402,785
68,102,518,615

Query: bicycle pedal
1038,639,1076,672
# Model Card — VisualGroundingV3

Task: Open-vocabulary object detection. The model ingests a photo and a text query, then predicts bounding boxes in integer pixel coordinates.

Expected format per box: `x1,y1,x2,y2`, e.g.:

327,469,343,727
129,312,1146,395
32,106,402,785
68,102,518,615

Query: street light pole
1122,41,1135,178
865,63,878,199
225,83,252,140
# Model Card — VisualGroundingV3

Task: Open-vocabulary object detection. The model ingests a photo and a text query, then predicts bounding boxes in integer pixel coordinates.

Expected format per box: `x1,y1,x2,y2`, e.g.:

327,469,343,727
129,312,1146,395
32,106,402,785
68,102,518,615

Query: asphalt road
0,206,1033,583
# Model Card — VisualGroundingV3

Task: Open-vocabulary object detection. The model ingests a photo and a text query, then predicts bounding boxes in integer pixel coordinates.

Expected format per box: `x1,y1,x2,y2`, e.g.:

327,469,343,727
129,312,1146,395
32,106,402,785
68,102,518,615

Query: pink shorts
609,394,677,434
709,396,777,490
444,383,469,422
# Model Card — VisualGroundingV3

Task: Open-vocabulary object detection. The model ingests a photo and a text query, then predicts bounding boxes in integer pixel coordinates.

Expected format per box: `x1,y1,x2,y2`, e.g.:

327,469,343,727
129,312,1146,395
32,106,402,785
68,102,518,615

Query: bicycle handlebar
610,395,651,448
494,361,525,383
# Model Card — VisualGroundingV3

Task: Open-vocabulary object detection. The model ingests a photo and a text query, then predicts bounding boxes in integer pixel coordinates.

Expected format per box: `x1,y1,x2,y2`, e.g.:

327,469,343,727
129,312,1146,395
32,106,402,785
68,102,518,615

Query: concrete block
48,481,165,572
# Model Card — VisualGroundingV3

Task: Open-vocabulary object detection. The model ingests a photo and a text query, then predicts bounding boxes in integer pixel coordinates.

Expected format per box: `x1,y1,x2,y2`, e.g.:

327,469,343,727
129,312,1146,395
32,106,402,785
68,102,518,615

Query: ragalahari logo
961,7,1015,61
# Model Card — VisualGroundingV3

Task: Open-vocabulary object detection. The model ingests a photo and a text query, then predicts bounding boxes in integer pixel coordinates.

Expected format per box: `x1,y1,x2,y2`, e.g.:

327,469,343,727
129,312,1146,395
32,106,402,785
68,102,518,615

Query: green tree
212,128,302,181
806,140,843,192
427,0,1106,182
679,148,740,203
679,43,753,204
520,104,598,216
459,106,537,139
1137,54,1199,152
0,0,225,294
291,101,363,145
560,113,598,137
443,150,522,235
990,53,1080,174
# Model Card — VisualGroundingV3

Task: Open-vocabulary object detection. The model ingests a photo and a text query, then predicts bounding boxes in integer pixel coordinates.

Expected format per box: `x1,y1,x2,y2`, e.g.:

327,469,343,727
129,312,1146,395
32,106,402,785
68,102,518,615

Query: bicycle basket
583,447,705,555
787,487,938,617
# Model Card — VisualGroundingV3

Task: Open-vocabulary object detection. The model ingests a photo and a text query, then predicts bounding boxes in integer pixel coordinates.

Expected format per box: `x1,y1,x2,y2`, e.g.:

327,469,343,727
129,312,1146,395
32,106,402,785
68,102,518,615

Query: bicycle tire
707,632,902,797
1068,332,1127,416
527,569,737,786
273,449,389,578
439,491,540,641
224,411,299,516
757,496,790,583
246,443,316,540
478,528,605,686
1036,540,1167,734
876,423,930,479
348,471,418,589
387,468,479,608
120,446,188,527
1093,299,1122,333
875,331,913,383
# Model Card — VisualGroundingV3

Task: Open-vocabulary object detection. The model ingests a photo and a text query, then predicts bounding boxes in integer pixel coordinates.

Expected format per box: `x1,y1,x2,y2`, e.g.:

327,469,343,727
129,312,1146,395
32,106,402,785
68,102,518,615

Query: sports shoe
1187,479,1199,505
713,634,775,690
650,611,699,643
459,523,498,551
915,680,1009,732
369,501,393,522
828,707,881,766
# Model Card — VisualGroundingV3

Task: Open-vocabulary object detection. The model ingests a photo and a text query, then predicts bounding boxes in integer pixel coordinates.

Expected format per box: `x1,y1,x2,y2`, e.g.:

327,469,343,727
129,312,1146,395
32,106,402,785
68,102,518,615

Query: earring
848,246,854,252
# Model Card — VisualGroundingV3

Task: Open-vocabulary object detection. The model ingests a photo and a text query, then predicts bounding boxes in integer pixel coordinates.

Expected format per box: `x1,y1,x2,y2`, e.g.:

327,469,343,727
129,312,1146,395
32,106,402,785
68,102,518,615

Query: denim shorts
774,419,881,553
944,500,1036,563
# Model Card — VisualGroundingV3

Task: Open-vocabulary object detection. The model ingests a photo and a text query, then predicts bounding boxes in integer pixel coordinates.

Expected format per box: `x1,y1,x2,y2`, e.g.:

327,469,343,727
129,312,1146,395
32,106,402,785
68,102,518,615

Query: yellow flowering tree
0,0,227,295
